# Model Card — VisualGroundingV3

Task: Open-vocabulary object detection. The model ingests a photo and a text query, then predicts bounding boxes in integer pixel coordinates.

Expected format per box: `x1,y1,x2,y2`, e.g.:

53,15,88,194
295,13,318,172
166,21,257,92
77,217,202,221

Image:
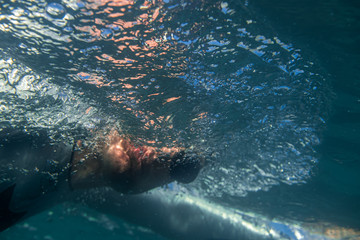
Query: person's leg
0,129,74,231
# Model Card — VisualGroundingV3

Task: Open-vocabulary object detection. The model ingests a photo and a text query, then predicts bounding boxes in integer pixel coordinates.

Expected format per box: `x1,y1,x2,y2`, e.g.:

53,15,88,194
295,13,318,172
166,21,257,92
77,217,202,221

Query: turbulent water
2,0,356,238
0,0,330,196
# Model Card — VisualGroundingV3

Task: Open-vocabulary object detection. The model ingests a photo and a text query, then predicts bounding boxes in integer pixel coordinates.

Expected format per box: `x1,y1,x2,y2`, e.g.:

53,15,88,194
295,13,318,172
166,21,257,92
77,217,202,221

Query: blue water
0,0,359,239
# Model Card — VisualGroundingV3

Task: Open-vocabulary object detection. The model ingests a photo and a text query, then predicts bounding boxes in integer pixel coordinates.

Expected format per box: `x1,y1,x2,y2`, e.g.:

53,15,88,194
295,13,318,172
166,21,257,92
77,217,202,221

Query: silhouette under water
0,0,359,239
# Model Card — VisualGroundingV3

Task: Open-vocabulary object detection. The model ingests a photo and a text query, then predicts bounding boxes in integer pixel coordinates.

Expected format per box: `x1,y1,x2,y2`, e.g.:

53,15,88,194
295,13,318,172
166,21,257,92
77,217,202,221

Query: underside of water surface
0,0,359,239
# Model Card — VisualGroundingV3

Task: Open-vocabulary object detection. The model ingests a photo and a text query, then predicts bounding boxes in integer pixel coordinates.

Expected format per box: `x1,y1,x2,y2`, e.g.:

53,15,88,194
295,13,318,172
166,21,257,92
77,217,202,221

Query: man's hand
102,132,182,193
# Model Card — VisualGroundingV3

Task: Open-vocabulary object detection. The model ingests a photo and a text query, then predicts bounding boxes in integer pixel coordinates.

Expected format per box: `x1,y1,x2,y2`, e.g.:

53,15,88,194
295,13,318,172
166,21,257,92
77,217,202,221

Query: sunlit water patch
0,0,331,201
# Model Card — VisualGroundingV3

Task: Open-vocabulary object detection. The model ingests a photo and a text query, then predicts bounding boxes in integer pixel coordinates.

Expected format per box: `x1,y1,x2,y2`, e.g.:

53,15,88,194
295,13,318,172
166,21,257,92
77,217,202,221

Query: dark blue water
230,0,360,227
0,0,359,239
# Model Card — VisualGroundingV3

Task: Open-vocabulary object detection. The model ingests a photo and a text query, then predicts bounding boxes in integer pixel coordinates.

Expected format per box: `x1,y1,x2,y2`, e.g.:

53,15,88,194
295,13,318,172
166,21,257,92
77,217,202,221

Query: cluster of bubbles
0,53,116,144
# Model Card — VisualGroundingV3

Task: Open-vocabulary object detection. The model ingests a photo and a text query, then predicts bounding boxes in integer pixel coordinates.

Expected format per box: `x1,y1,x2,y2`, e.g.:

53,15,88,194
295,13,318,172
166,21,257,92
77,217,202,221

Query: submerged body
0,129,201,231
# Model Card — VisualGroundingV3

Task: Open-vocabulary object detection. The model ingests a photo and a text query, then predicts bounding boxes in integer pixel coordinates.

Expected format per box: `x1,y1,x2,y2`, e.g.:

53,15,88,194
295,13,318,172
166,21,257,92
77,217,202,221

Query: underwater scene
0,0,359,239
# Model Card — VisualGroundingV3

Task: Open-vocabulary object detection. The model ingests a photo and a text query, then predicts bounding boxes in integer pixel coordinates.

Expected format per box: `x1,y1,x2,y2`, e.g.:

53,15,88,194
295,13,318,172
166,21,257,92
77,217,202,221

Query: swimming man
0,129,202,231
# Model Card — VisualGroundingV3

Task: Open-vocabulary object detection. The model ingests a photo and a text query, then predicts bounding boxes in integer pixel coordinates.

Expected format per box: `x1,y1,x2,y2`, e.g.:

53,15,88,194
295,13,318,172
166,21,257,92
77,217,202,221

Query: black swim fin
0,184,27,232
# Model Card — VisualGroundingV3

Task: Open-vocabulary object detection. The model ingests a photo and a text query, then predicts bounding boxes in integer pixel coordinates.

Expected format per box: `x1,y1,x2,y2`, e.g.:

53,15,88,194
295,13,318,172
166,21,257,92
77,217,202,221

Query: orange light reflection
74,0,191,134
164,96,181,104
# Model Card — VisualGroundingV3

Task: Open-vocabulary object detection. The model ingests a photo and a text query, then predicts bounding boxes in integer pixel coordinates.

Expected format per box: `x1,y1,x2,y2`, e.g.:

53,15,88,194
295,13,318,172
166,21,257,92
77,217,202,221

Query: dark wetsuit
0,129,74,231
0,129,201,232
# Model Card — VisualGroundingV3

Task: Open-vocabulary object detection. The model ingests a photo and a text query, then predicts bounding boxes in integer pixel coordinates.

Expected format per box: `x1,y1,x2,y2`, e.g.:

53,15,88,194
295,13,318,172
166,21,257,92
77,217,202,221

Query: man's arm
70,131,202,193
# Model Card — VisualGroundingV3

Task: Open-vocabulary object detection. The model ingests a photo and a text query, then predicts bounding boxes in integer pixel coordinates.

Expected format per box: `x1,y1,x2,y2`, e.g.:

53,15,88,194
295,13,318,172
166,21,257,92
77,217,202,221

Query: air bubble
63,26,73,33
101,28,113,39
19,43,27,48
77,2,85,8
45,3,66,19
